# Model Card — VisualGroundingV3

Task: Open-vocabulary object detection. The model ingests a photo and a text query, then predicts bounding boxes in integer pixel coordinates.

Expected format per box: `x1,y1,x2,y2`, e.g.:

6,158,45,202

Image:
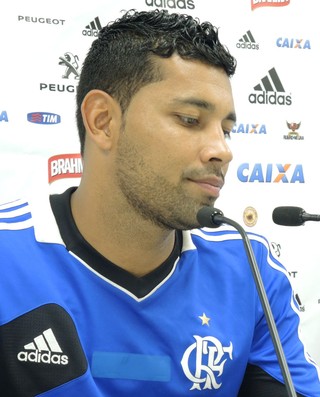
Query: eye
223,130,231,140
178,115,199,127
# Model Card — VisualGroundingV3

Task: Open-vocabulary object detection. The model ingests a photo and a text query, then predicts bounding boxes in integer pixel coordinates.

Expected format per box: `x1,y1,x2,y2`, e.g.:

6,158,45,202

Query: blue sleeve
248,236,320,397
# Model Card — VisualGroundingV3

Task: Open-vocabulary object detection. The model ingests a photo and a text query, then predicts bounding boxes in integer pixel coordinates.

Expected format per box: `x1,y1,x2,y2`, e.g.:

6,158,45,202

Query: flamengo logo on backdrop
237,30,259,50
284,121,304,140
0,111,8,122
48,154,82,183
249,67,292,105
27,112,61,125
237,163,304,183
145,0,195,9
251,0,290,10
82,16,102,37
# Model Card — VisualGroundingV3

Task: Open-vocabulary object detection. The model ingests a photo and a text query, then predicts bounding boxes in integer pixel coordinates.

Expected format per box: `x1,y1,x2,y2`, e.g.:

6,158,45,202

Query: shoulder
185,227,290,283
0,190,65,247
187,226,272,257
190,226,269,245
0,198,33,231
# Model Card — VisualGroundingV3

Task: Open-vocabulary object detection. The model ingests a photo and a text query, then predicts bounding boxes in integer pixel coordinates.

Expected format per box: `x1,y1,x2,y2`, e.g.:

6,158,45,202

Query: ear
81,89,121,150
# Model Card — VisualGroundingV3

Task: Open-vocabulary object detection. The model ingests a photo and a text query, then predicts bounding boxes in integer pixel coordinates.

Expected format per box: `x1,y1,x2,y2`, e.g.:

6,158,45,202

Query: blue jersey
0,188,319,397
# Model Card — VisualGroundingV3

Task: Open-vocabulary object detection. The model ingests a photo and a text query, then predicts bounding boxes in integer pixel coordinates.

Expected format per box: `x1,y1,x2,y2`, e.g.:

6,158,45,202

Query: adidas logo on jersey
17,328,69,365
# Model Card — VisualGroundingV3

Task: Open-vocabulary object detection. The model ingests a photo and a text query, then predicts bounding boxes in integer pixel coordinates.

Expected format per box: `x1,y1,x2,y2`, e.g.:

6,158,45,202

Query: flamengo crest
181,335,233,390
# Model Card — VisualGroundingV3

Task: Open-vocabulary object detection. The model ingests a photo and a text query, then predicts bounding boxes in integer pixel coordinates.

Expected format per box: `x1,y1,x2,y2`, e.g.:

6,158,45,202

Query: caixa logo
0,111,8,122
237,163,305,183
232,123,267,134
27,112,61,124
276,38,311,49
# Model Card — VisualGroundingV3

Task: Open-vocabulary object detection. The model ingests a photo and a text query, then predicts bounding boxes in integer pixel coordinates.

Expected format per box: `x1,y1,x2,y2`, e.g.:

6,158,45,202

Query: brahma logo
27,112,61,124
251,0,290,10
237,163,305,183
48,153,82,183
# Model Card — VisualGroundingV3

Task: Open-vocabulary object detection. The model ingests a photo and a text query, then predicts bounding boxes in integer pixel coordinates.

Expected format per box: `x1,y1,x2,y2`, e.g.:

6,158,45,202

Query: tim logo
27,112,61,124
181,335,233,390
251,0,290,10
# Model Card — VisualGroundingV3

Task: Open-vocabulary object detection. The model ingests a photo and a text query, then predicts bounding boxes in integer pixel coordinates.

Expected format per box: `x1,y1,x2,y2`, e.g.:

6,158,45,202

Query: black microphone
197,206,297,397
272,206,320,226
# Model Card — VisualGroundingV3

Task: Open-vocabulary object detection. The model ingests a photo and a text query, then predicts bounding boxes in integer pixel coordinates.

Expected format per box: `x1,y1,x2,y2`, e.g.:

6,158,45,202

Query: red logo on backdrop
251,0,290,10
48,153,82,183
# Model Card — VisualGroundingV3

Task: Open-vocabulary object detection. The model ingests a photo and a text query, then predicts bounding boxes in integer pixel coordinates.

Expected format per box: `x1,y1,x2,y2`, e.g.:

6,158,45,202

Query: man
0,9,319,397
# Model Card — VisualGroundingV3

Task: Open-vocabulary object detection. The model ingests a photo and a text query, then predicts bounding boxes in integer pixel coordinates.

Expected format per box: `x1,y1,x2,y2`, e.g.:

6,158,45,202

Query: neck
70,185,176,277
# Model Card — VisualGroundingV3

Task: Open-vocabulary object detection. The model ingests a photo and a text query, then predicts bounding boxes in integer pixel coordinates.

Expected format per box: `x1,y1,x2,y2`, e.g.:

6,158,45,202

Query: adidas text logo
145,0,195,10
237,30,259,50
82,16,102,37
248,67,292,105
17,328,69,365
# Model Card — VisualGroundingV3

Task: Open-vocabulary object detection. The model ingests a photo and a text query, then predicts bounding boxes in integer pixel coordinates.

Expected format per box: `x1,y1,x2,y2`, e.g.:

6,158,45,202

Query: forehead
148,54,234,108
158,54,230,84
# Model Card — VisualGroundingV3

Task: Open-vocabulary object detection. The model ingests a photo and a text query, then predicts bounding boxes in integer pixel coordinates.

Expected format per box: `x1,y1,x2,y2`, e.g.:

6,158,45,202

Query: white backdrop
1,0,319,364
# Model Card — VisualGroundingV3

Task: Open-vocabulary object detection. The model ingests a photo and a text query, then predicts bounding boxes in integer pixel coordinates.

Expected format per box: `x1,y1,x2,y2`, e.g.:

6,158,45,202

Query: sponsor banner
27,112,61,125
48,154,82,184
251,0,290,11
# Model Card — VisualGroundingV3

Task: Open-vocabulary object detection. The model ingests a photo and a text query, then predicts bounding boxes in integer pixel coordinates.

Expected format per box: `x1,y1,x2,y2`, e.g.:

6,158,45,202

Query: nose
199,127,233,165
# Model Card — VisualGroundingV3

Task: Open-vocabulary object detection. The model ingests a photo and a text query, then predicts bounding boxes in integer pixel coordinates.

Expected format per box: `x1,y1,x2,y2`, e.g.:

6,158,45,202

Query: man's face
114,55,236,230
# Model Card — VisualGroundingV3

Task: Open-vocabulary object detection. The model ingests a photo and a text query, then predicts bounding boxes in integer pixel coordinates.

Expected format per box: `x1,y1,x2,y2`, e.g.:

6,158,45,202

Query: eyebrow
171,97,237,123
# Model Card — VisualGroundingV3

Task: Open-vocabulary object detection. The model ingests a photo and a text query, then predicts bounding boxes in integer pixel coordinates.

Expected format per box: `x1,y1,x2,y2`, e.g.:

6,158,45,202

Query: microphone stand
213,214,297,397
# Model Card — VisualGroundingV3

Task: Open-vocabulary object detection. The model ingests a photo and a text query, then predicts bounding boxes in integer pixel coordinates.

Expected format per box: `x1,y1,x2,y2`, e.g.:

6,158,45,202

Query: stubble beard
115,136,216,231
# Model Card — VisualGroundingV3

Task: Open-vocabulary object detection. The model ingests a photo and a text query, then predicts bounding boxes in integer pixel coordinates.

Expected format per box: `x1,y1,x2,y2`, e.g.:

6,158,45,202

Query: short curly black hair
76,9,237,154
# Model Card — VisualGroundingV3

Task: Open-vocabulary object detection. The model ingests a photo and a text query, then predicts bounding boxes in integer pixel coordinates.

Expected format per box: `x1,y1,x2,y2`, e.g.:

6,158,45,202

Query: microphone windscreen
197,207,222,228
272,206,304,226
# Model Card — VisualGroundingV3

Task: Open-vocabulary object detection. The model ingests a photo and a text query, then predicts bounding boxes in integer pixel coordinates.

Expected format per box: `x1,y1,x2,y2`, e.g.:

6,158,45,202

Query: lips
189,176,224,197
